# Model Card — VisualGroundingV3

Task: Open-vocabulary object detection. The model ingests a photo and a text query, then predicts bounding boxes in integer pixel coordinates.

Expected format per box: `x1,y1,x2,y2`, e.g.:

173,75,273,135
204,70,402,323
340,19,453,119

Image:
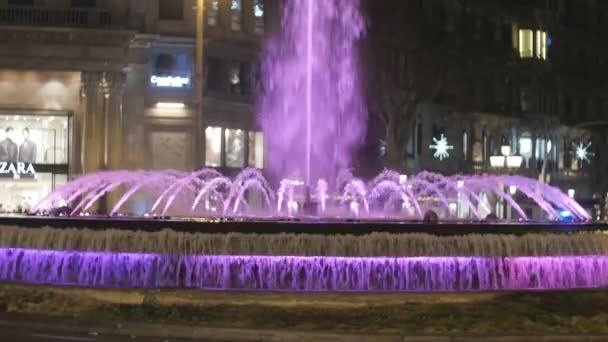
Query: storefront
0,111,70,213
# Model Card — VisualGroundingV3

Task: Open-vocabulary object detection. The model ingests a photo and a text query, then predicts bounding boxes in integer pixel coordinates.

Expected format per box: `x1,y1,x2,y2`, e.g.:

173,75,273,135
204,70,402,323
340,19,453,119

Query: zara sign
0,162,36,176
150,75,190,88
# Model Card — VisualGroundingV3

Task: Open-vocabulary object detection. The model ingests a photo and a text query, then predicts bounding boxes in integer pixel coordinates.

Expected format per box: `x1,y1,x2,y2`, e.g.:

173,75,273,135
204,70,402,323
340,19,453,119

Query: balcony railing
0,6,116,28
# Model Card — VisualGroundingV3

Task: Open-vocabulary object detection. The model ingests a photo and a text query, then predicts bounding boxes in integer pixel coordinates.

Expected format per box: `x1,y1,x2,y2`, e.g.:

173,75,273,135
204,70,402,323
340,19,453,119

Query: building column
80,71,106,174
103,72,126,171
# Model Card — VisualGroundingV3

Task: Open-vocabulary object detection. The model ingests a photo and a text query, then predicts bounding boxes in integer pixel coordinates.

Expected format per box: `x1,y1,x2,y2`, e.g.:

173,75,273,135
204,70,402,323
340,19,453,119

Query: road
0,325,220,342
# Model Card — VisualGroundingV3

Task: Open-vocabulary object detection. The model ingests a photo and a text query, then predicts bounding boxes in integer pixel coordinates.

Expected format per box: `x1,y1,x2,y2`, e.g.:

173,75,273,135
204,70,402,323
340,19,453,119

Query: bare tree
364,0,448,170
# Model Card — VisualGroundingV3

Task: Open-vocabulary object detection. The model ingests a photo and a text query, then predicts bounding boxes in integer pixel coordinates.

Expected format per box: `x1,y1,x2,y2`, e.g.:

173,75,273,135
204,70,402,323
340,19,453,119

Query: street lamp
195,0,205,167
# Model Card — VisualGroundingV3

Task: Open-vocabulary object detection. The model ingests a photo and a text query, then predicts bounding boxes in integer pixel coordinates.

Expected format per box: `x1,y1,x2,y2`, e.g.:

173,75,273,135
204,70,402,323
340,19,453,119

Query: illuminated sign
0,162,35,176
150,75,190,88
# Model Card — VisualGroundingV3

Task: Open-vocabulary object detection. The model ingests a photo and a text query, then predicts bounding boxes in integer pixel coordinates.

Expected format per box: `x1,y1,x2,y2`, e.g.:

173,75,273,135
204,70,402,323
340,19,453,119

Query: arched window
462,130,468,161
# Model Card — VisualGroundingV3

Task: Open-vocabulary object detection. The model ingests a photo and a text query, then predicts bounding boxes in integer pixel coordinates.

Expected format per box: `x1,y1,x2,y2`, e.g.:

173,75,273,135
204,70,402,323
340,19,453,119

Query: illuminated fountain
0,0,603,293
32,168,590,222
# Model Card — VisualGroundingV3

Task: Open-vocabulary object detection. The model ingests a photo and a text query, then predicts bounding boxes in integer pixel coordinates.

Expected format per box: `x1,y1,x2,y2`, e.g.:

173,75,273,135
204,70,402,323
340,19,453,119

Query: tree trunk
385,119,407,171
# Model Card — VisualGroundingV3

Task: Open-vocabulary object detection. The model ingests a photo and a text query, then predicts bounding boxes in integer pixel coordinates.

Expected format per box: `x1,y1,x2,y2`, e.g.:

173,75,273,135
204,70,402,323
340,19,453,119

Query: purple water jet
258,0,367,184
33,169,591,222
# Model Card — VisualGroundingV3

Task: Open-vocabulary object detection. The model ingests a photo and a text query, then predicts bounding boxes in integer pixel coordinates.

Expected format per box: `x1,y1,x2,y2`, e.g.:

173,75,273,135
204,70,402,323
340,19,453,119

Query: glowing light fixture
490,156,506,168
568,189,575,199
509,185,517,195
506,155,523,168
156,102,185,109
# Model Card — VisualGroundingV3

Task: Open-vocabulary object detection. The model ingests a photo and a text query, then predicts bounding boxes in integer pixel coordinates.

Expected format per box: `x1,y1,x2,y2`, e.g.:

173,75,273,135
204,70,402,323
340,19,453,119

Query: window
227,62,251,95
463,131,468,161
71,0,96,8
206,0,219,26
518,29,534,58
518,29,547,60
228,64,241,94
206,127,263,168
205,127,222,167
206,58,222,91
159,0,184,20
536,30,547,59
231,0,242,31
254,0,265,34
225,129,245,167
248,132,264,168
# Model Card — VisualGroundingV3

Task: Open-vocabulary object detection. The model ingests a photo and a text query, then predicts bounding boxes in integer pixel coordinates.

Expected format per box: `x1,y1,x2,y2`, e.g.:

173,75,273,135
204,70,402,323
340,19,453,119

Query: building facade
364,0,608,212
0,0,277,213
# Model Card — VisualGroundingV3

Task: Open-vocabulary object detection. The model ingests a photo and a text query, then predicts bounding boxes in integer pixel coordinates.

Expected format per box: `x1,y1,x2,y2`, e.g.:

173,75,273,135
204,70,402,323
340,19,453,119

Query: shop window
254,0,265,34
205,127,222,167
248,131,264,168
71,0,96,8
206,0,220,26
231,0,243,31
0,114,68,165
159,0,184,20
225,129,245,168
0,173,67,214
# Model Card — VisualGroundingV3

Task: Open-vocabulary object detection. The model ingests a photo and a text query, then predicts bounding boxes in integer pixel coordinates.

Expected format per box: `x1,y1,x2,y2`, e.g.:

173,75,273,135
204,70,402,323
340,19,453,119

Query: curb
1,315,608,342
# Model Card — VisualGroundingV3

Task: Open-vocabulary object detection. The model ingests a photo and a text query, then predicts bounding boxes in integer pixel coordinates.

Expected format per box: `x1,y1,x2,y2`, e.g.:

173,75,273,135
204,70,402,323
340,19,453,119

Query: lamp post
195,0,205,168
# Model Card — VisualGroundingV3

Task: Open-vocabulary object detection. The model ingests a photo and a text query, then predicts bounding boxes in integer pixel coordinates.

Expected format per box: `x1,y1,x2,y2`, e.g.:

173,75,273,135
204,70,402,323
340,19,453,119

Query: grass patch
1,283,608,334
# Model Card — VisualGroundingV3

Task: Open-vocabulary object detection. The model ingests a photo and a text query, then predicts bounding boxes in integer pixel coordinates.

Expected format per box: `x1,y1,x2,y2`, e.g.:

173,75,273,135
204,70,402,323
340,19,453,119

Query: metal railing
0,6,115,28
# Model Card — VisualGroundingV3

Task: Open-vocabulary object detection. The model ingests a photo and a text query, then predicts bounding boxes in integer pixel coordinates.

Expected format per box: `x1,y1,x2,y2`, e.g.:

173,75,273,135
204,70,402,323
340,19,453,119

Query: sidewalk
1,313,608,342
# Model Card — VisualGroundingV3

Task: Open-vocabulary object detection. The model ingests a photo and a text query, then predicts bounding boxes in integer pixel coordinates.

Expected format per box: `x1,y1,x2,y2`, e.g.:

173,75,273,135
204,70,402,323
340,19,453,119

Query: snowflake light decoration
573,141,594,163
429,134,454,161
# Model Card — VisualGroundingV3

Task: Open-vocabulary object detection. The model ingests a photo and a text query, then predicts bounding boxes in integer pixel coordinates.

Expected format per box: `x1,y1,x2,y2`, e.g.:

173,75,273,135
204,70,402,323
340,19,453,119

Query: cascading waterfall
2,248,608,291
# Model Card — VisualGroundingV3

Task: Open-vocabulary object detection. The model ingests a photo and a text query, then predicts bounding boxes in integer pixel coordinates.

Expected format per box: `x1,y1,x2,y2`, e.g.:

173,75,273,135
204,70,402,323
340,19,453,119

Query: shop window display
0,113,69,214
0,114,68,164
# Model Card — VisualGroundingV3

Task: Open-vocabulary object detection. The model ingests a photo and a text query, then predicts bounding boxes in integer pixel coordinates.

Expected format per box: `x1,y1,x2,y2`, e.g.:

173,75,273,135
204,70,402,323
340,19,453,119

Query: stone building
364,0,608,211
0,0,276,212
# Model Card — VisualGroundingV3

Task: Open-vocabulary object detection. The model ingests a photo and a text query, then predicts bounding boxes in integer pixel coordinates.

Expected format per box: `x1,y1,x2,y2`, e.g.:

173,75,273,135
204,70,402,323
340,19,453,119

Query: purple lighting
2,248,608,292
257,0,367,184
